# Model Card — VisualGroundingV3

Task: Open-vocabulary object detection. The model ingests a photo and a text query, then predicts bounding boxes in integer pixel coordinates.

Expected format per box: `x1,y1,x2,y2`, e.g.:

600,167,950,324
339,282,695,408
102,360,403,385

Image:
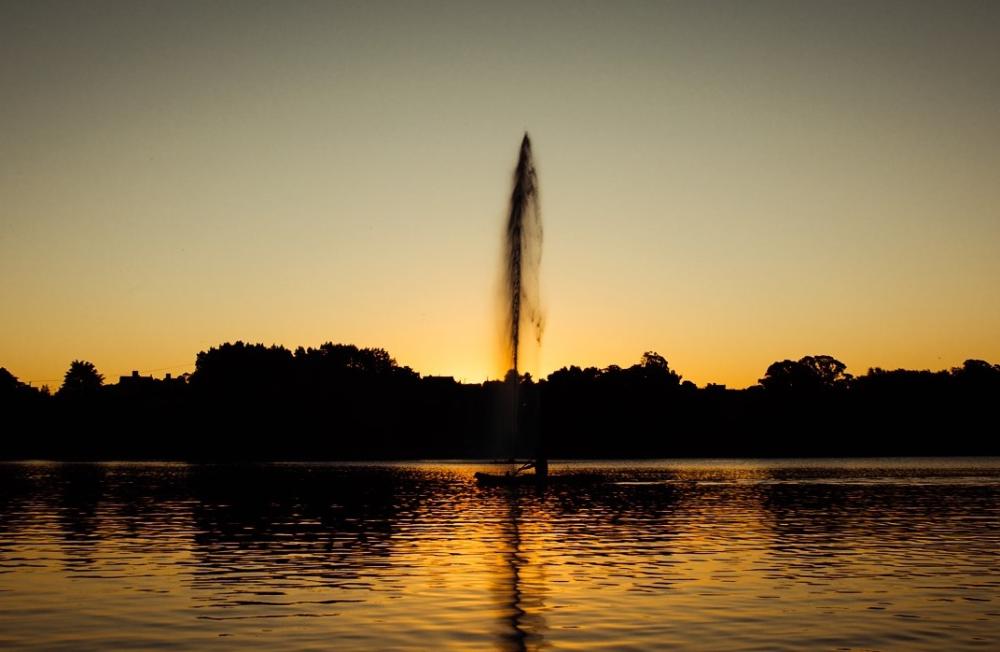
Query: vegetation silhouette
57,360,104,397
1,346,998,460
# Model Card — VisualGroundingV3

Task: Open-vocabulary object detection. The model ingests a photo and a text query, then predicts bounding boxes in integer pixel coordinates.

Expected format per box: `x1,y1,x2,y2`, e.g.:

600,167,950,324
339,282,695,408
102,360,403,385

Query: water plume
502,133,544,376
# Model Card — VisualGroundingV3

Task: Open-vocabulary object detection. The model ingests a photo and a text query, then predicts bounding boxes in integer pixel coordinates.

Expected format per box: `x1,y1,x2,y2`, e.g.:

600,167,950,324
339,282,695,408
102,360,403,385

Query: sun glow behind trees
2,2,999,388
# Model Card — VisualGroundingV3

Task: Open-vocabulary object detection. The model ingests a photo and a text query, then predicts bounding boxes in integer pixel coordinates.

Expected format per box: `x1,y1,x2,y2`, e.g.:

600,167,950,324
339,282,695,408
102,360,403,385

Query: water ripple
0,459,998,650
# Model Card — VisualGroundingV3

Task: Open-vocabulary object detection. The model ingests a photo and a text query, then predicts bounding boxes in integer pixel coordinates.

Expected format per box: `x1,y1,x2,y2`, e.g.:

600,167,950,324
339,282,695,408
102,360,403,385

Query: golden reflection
492,486,548,652
3,462,999,649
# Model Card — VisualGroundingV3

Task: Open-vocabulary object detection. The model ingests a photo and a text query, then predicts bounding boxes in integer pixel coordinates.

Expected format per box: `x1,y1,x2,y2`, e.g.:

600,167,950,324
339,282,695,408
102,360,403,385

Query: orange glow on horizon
2,3,999,391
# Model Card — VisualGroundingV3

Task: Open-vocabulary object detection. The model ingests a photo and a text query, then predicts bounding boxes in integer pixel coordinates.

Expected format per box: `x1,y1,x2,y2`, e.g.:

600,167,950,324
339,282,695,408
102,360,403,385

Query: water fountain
477,133,547,485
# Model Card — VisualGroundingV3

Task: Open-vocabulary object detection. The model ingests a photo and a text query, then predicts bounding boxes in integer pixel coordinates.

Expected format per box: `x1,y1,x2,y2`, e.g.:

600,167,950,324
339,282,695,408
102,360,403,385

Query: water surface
1,459,998,650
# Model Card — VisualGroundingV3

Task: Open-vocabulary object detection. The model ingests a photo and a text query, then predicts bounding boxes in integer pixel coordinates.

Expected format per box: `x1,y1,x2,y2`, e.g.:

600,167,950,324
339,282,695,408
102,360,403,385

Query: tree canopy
57,360,104,397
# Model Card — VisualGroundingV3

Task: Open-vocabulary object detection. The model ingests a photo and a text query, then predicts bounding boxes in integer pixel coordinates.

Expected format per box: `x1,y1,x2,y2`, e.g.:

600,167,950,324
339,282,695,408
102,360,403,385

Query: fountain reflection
0,461,998,650
492,485,548,651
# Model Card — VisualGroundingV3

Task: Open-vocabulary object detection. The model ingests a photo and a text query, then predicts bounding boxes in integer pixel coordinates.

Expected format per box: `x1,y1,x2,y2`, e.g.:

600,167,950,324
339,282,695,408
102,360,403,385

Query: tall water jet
495,133,545,476
503,133,543,377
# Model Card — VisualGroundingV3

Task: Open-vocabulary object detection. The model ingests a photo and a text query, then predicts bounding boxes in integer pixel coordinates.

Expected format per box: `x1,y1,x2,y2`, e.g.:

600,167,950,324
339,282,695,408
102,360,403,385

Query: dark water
1,459,998,651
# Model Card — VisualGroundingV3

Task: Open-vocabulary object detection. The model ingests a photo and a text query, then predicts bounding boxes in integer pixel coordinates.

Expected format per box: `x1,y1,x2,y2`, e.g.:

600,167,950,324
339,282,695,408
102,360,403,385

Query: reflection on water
1,459,998,650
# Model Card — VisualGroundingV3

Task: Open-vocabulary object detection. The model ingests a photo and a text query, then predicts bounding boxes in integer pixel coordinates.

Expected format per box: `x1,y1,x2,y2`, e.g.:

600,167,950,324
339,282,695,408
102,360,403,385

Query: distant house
424,375,458,386
118,370,155,385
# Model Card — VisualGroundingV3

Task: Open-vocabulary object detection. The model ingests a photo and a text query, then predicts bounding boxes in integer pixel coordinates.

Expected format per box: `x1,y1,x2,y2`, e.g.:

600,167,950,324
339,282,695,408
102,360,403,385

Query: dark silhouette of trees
636,351,682,387
192,342,293,392
801,355,852,387
951,359,1000,390
759,355,851,393
1,345,997,460
1,367,29,397
57,360,104,397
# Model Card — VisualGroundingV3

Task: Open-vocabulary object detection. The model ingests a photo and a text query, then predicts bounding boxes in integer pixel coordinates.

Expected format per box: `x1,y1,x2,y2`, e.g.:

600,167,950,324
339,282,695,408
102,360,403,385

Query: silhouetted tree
759,355,849,393
0,367,47,407
0,367,21,394
641,351,670,371
952,359,1000,386
57,360,104,397
799,355,852,387
636,351,682,386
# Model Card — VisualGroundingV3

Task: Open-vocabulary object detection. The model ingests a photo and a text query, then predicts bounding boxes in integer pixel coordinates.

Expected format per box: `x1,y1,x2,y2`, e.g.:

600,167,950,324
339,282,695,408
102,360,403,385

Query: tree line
1,343,997,460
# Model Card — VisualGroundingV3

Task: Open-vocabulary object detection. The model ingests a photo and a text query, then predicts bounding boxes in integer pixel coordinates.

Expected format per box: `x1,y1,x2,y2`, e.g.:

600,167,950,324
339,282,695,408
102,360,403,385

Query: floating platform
474,471,545,487
474,471,602,488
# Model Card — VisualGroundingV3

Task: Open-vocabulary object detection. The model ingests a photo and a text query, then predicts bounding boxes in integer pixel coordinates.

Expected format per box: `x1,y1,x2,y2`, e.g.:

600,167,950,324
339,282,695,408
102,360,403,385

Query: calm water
1,459,998,651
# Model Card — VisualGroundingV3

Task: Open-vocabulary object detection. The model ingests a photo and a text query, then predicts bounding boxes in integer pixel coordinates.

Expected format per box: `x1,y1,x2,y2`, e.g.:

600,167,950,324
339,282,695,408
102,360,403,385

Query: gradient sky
3,1,999,388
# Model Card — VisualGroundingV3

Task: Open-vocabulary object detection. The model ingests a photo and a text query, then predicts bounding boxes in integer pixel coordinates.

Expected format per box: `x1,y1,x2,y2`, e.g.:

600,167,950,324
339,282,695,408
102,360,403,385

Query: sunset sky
3,1,999,389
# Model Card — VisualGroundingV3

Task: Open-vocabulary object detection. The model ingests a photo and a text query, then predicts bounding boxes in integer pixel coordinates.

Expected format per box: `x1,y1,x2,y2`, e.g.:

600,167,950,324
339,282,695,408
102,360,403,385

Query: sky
2,0,999,389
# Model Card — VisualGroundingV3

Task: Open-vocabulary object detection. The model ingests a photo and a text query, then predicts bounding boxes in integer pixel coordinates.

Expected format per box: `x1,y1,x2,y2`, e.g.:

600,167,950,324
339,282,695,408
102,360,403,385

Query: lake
1,459,998,650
